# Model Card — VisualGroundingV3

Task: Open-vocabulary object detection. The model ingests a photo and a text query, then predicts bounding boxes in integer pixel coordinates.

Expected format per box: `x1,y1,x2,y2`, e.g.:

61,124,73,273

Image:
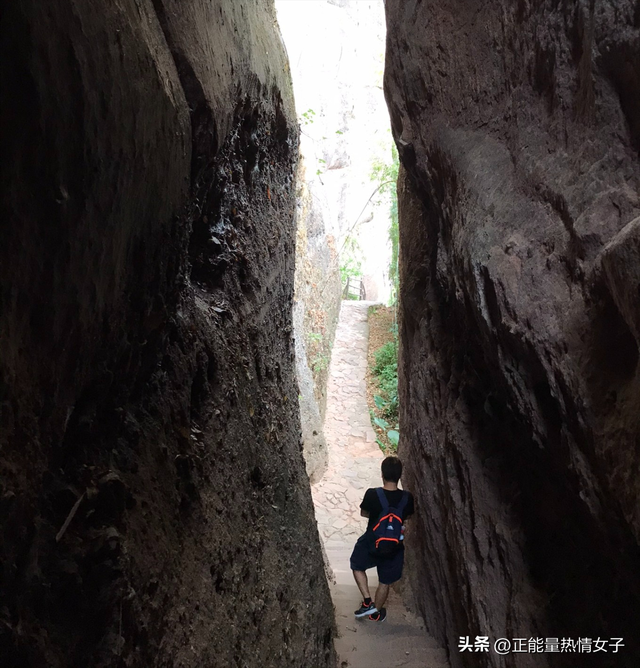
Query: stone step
331,584,449,668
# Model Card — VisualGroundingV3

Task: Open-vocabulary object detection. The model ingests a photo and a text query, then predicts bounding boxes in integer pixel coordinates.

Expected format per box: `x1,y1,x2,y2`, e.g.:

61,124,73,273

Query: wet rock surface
385,1,640,666
0,2,334,667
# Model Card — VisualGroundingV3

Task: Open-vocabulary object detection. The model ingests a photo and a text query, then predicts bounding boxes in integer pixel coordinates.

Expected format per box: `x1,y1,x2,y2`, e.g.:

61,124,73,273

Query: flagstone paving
311,301,384,547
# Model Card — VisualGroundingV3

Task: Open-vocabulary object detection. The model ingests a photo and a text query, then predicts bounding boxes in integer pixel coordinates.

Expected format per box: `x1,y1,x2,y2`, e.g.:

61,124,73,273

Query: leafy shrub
368,308,400,453
372,338,398,422
373,340,397,375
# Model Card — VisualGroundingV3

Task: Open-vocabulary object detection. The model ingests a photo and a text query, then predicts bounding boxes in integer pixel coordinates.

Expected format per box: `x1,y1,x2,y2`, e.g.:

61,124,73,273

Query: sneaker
354,601,377,618
368,608,387,622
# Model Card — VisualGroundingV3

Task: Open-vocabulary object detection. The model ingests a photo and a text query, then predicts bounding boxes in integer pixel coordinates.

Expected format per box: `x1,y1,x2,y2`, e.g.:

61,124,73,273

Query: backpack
371,488,408,558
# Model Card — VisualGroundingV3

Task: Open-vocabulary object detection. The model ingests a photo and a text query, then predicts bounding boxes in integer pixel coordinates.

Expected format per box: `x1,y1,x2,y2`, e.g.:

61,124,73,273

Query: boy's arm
359,489,372,518
404,494,415,522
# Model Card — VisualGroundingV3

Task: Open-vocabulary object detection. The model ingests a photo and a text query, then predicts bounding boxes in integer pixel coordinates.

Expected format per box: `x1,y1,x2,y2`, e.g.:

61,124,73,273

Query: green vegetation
373,335,398,420
311,352,330,373
300,108,316,126
339,235,364,298
370,323,399,452
306,331,329,372
367,140,401,449
370,141,400,305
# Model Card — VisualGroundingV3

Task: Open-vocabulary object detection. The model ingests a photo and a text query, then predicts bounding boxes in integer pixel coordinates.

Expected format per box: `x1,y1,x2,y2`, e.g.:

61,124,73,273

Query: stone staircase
327,546,449,668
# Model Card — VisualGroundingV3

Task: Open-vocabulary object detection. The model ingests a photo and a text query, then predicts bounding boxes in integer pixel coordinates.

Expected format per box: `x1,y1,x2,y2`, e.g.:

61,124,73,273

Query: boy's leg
350,534,378,616
353,569,371,600
374,582,390,611
350,534,376,590
373,548,405,615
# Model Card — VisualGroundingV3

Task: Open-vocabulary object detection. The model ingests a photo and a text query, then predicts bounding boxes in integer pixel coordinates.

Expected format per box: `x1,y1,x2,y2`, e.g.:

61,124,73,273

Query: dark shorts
349,533,404,585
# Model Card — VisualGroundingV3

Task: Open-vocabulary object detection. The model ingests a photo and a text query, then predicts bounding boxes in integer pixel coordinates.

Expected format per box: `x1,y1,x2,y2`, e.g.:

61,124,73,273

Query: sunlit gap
276,0,396,305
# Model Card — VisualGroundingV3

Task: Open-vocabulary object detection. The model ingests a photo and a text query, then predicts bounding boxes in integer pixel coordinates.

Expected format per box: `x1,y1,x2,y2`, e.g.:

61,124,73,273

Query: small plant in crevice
311,353,330,373
306,329,331,381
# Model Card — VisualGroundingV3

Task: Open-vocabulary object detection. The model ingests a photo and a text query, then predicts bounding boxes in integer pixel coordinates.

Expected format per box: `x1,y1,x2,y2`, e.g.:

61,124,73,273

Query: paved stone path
313,301,449,668
312,301,383,548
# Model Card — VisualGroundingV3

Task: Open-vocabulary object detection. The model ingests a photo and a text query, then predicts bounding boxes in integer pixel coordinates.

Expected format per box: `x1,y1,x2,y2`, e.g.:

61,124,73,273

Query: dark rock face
385,1,640,666
0,2,334,667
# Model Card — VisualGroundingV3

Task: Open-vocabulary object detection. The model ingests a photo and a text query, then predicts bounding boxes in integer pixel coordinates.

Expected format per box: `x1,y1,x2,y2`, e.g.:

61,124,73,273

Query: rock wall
385,1,640,666
293,160,342,483
0,2,335,667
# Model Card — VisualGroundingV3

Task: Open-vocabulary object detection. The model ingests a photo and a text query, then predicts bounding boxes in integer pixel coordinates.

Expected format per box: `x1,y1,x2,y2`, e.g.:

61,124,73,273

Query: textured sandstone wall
293,159,342,483
385,1,640,666
0,2,335,666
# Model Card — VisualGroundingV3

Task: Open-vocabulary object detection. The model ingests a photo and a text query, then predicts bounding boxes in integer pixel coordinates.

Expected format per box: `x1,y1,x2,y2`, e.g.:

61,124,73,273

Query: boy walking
350,456,414,622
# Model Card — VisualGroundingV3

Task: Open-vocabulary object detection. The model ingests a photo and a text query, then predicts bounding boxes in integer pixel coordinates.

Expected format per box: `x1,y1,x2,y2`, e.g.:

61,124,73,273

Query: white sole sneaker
354,605,378,618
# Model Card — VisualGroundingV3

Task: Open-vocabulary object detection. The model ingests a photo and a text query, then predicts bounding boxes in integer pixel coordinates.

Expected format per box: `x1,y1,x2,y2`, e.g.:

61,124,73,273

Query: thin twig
338,179,396,255
317,179,397,297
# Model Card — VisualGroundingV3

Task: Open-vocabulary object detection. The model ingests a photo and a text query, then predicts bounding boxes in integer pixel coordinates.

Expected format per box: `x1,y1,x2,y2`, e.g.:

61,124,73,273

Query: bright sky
276,0,393,302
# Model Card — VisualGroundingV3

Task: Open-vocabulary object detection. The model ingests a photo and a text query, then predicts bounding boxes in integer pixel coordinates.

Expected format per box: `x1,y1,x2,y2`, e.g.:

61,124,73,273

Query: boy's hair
381,456,403,483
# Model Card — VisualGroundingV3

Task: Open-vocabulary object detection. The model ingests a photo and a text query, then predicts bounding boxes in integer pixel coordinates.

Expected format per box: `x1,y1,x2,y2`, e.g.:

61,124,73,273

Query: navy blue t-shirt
360,487,415,534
